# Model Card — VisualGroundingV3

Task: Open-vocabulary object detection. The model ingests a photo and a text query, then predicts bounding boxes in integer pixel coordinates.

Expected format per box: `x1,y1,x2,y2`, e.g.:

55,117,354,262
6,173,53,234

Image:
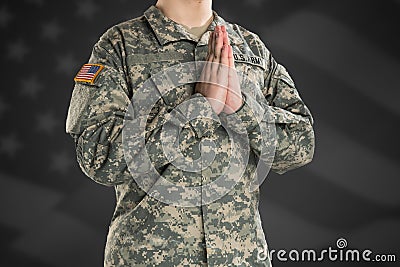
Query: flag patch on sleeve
74,64,104,84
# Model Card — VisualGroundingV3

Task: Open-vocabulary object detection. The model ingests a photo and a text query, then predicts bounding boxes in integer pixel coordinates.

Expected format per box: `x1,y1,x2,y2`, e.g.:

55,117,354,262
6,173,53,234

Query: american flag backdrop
0,0,399,266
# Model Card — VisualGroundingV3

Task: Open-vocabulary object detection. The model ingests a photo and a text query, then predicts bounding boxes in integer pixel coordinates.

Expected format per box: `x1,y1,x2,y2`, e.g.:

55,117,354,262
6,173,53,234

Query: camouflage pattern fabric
65,5,315,267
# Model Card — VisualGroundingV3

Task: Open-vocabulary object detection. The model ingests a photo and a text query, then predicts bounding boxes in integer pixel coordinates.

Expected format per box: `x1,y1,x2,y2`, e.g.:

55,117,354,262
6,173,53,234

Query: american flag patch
74,64,104,84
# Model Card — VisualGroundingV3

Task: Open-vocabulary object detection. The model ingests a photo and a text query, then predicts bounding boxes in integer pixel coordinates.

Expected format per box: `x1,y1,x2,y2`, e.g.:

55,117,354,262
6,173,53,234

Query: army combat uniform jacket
66,5,315,267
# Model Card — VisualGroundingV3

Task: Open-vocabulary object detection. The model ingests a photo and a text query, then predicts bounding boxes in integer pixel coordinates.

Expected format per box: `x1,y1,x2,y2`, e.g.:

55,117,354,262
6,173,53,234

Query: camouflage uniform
66,5,315,267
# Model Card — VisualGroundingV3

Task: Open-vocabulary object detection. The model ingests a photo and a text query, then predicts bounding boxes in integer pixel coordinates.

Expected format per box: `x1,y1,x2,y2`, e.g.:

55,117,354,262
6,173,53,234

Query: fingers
207,25,230,60
199,26,234,114
221,25,230,46
207,31,213,58
228,44,234,69
204,26,231,86
203,58,213,84
207,26,230,61
211,30,216,60
217,44,229,88
220,44,229,66
210,27,220,75
227,44,238,89
213,26,223,61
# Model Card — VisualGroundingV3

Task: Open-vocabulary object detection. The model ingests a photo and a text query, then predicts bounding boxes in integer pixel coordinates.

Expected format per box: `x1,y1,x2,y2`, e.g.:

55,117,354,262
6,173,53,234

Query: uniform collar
144,5,243,46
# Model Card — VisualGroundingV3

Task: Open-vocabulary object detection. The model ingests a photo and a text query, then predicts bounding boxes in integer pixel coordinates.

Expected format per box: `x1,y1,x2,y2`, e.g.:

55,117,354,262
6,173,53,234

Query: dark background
1,0,399,266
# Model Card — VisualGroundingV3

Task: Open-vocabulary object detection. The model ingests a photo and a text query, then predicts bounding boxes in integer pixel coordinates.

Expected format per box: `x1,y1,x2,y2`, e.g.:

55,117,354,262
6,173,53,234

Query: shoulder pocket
66,83,95,135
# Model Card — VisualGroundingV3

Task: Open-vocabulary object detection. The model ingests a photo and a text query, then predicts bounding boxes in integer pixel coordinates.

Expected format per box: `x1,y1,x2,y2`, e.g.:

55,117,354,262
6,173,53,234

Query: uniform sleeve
65,28,220,186
221,37,315,175
65,31,132,186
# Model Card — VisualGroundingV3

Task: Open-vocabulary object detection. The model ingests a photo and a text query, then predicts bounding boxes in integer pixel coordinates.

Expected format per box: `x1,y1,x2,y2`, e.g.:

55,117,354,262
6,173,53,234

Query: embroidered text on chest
233,53,264,69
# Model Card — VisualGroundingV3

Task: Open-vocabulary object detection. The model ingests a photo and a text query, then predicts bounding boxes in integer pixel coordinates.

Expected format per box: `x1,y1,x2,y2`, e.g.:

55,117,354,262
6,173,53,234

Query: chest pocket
127,51,187,90
127,51,195,126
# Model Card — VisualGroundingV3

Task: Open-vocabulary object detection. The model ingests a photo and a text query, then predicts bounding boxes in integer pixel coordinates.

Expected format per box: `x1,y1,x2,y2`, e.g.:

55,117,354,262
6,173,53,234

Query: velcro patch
74,64,104,84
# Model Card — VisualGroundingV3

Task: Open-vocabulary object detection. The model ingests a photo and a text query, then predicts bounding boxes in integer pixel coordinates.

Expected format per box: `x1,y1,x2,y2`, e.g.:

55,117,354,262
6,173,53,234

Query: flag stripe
74,64,104,83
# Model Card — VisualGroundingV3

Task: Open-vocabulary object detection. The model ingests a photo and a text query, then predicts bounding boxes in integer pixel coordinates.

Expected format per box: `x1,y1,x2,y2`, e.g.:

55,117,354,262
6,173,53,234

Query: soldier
66,0,315,266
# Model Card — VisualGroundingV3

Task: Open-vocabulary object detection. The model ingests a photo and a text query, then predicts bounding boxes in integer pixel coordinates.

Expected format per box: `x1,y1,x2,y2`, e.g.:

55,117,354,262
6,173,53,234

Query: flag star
0,96,9,118
217,10,234,21
41,20,63,42
6,39,30,62
86,35,99,47
0,5,13,28
0,133,22,158
76,0,100,20
20,75,44,98
35,111,60,135
49,150,74,174
244,0,267,7
26,0,45,6
56,53,79,76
